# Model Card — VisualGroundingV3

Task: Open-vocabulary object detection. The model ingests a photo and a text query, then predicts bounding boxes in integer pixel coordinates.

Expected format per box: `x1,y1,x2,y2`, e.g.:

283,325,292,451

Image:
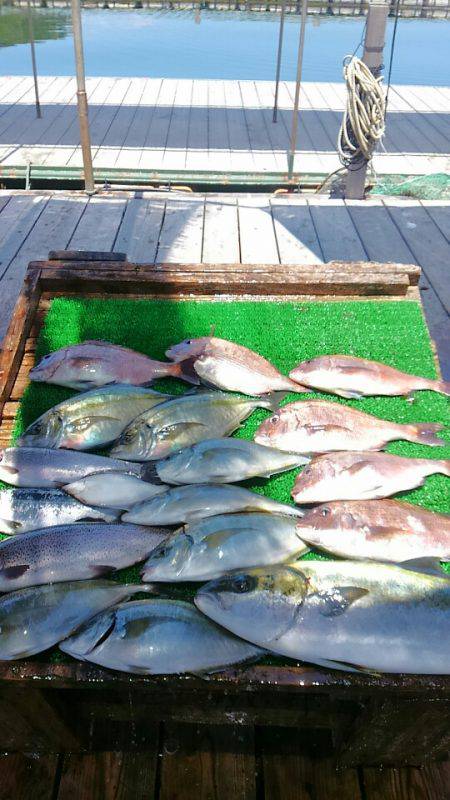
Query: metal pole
344,1,389,199
26,0,41,118
273,0,287,123
71,0,95,194
287,0,307,179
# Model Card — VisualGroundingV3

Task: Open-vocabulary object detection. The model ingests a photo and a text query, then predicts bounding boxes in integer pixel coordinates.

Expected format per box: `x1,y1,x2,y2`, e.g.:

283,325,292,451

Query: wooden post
71,0,95,195
26,0,41,118
344,1,389,200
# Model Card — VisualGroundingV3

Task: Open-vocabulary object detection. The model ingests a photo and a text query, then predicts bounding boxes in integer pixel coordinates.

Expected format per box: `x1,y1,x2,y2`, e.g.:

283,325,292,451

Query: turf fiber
3,297,450,665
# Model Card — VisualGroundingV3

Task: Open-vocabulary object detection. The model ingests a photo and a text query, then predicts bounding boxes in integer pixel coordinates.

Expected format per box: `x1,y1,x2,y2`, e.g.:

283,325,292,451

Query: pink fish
289,354,450,399
30,341,193,391
294,499,450,562
292,451,450,503
254,399,447,453
166,336,306,396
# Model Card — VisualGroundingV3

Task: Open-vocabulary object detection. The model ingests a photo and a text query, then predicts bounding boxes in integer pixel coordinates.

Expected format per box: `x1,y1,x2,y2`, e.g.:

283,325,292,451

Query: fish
29,340,192,391
64,473,169,510
254,399,446,454
166,336,306,395
0,522,168,591
142,512,309,582
0,447,146,489
60,598,264,674
195,560,450,674
154,438,310,485
123,484,303,526
0,580,153,660
294,499,450,562
291,451,450,503
0,487,120,535
289,354,450,399
111,390,280,461
17,384,173,451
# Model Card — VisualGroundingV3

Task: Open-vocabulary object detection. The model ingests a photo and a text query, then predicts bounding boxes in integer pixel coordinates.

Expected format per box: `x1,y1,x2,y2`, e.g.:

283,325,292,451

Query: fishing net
371,173,450,200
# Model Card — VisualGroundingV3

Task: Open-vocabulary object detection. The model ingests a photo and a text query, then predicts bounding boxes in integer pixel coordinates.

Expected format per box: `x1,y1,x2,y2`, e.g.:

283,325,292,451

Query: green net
371,173,450,200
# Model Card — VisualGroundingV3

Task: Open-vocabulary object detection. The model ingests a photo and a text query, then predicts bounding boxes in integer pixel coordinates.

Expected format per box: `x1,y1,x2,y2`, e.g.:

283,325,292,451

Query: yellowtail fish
195,560,450,674
30,340,192,390
254,399,446,453
142,512,309,582
294,499,450,562
290,354,450,399
18,384,173,451
292,451,450,503
64,473,169,510
166,336,306,395
60,598,264,675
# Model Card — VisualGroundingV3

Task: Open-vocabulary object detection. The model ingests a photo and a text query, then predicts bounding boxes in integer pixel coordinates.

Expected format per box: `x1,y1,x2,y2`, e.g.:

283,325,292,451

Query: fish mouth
195,589,227,614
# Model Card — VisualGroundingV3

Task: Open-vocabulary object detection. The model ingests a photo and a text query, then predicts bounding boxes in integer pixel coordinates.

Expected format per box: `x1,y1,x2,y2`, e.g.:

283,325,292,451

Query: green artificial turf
2,296,450,665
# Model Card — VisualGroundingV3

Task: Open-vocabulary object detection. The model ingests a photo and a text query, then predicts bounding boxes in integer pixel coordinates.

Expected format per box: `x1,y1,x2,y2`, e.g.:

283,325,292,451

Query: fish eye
231,575,254,594
270,414,280,424
303,466,311,474
321,507,331,517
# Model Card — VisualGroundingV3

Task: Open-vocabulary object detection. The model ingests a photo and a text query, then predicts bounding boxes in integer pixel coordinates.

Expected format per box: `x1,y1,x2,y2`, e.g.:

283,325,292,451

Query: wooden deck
0,77,449,178
0,189,449,376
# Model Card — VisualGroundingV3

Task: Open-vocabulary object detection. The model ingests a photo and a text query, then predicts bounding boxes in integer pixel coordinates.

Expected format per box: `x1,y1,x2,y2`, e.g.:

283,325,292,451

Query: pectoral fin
309,657,380,675
304,424,351,435
399,557,447,577
346,461,373,474
334,389,364,399
0,564,29,579
68,416,121,434
160,421,209,439
311,586,369,617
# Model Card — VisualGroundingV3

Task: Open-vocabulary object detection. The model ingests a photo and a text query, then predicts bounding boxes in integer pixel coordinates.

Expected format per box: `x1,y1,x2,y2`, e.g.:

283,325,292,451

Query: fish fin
140,462,165,484
437,380,450,397
67,415,121,434
406,423,446,447
162,421,210,438
398,557,447,578
304,423,351,435
310,657,380,675
336,364,375,375
311,587,369,617
438,460,450,477
366,525,406,538
173,356,202,385
333,389,364,399
0,519,22,533
259,392,288,412
345,460,374,474
0,564,29,579
0,466,19,478
90,564,116,576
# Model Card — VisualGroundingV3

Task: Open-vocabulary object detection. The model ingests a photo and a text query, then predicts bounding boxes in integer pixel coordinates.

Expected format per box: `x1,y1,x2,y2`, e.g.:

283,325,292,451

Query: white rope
338,56,386,170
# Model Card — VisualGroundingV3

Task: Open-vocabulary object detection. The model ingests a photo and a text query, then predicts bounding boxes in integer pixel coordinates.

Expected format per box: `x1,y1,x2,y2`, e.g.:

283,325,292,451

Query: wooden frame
0,252,448,766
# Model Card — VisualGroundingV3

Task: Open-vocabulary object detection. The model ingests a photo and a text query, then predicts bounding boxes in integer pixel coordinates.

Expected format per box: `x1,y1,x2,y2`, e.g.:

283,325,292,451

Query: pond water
0,8,448,85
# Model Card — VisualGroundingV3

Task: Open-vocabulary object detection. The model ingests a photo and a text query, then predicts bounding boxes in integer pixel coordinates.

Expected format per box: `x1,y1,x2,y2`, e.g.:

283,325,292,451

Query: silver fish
64,473,169,510
0,447,145,489
196,560,450,674
30,340,188,391
166,336,305,395
111,391,279,461
18,384,173,451
0,522,168,591
292,451,450,503
254,399,446,453
123,484,303,526
60,598,264,674
154,438,309,485
0,580,153,660
294,499,450,562
290,354,450,399
0,488,120,535
142,512,309,582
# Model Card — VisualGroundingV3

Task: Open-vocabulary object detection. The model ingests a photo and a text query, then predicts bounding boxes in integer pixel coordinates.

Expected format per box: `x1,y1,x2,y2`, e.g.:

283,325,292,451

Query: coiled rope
338,56,386,170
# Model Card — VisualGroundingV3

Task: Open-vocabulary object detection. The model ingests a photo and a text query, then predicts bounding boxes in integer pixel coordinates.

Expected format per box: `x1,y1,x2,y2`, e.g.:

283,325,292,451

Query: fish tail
436,459,450,476
125,583,158,596
259,391,288,412
168,358,201,386
436,379,450,397
286,376,310,393
139,462,164,484
406,422,446,447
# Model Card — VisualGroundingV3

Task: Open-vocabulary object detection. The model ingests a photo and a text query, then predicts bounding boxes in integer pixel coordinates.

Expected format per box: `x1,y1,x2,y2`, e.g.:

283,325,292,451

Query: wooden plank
48,250,127,262
139,78,178,170
259,727,362,800
421,201,450,243
0,195,48,274
114,198,166,264
156,198,204,263
208,79,232,172
159,723,256,800
223,80,253,171
307,198,368,262
271,199,323,265
383,199,450,314
0,753,59,800
68,197,127,252
345,200,418,264
238,195,279,264
185,79,209,171
57,750,158,800
163,79,192,170
362,761,450,800
202,196,240,263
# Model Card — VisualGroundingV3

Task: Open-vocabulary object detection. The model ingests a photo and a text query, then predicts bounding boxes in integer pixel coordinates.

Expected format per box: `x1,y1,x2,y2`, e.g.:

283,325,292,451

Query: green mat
3,297,450,665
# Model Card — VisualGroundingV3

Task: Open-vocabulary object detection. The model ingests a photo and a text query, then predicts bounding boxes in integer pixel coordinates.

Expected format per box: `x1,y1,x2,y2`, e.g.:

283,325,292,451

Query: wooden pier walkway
0,190,449,377
0,77,449,180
